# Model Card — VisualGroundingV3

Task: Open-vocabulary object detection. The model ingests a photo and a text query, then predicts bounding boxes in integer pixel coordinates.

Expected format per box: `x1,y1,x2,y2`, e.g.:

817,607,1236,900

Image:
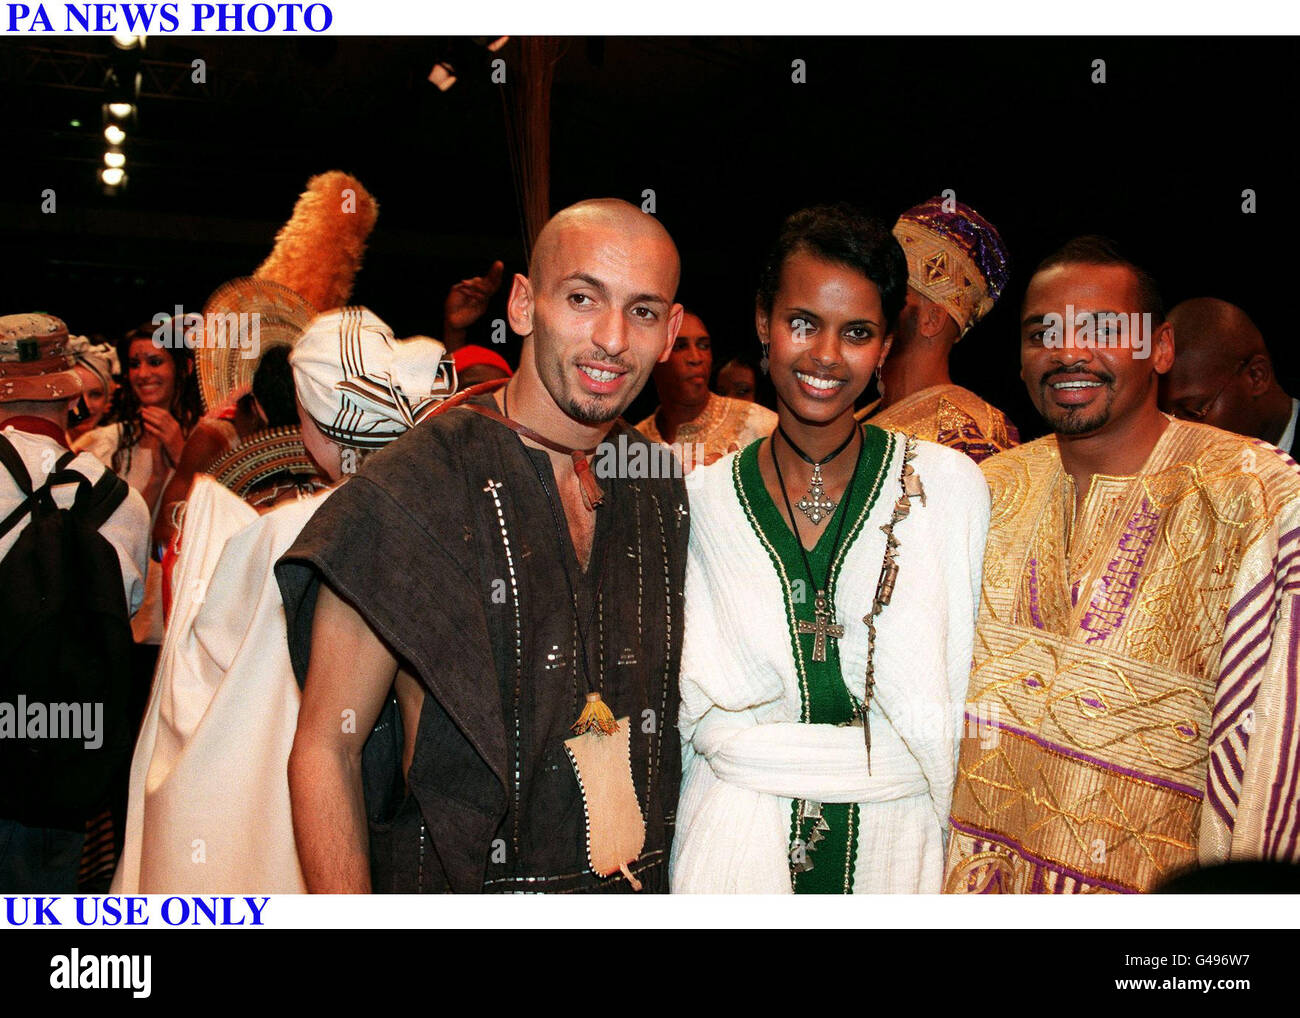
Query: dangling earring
760,342,770,375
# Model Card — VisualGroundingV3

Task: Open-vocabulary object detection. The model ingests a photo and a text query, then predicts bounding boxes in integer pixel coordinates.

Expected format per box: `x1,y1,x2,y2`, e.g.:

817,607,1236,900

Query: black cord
776,421,857,467
770,424,864,598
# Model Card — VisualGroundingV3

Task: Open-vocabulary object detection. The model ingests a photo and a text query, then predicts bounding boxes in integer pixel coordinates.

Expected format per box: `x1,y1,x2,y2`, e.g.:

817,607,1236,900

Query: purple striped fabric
1208,751,1236,828
1265,597,1300,857
947,817,1138,894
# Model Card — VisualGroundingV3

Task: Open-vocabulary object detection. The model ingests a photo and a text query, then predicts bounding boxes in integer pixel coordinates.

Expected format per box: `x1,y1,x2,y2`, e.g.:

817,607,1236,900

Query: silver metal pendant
795,461,836,525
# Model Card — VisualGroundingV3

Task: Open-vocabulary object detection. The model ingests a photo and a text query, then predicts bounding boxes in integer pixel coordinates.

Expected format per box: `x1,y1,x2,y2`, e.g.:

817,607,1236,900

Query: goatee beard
1049,405,1110,435
565,396,622,426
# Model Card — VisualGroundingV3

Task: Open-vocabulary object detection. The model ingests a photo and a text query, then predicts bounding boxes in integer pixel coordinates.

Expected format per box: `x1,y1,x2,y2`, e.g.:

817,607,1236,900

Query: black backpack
0,432,135,827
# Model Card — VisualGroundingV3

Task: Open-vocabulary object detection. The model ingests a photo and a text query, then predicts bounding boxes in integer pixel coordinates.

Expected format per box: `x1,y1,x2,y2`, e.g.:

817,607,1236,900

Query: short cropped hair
756,203,909,334
1033,235,1165,323
251,344,298,429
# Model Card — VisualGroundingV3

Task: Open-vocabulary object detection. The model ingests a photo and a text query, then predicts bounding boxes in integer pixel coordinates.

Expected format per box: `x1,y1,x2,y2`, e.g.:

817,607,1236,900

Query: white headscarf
291,306,455,448
67,334,120,393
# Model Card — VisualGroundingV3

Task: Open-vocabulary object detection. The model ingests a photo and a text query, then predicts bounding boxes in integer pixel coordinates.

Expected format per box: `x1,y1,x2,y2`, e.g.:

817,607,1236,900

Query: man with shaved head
278,199,689,892
1161,298,1298,457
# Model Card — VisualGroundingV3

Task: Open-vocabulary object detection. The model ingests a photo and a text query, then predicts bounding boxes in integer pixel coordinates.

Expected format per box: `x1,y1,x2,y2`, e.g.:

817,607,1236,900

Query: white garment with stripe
670,434,990,893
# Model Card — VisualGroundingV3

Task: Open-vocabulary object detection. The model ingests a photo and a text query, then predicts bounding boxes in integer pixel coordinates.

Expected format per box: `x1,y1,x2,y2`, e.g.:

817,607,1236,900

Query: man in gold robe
857,197,1018,463
945,237,1300,893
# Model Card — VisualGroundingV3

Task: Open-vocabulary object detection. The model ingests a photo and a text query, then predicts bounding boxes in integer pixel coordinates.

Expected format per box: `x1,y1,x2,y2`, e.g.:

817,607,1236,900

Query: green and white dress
670,426,990,893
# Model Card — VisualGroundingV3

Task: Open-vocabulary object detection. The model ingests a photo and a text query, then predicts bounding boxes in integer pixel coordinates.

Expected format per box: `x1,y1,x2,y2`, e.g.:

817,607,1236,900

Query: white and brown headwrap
291,306,455,448
67,334,120,393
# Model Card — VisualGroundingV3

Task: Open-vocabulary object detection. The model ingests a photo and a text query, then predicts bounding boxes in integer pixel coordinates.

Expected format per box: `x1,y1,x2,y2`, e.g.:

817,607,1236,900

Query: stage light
104,151,126,169
104,124,126,145
69,119,81,128
102,167,125,186
107,102,135,120
112,32,142,49
428,62,457,91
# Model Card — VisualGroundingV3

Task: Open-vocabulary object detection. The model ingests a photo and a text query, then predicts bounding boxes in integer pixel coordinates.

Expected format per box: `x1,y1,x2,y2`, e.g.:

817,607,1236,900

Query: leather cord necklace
461,386,606,510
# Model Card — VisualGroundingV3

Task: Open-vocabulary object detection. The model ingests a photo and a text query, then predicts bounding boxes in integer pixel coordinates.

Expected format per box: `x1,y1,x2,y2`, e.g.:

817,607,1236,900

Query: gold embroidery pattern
635,394,776,470
858,385,1018,464
950,421,1300,893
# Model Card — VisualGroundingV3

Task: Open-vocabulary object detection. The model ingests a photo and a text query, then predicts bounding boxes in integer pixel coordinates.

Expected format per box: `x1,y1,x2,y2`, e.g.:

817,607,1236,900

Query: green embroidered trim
731,447,808,712
732,427,897,893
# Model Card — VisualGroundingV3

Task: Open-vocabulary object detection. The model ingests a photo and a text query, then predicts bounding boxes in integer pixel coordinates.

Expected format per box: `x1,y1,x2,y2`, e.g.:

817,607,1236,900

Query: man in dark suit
1161,298,1298,455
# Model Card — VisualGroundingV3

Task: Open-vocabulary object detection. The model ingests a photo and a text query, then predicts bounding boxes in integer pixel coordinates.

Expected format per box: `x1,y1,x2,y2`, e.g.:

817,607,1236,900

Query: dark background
1,36,1289,437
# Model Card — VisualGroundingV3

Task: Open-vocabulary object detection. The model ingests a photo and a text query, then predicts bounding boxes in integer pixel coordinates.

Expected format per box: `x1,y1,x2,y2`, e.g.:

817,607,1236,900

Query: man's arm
288,582,399,892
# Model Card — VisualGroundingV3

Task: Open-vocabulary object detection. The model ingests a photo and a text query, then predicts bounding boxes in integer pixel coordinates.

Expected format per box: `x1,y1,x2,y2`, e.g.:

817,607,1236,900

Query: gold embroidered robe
946,419,1300,892
636,393,776,473
858,384,1018,464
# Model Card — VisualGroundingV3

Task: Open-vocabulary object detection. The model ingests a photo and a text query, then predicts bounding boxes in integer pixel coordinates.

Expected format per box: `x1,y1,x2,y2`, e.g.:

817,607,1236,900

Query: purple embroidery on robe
1027,558,1046,629
1080,497,1161,645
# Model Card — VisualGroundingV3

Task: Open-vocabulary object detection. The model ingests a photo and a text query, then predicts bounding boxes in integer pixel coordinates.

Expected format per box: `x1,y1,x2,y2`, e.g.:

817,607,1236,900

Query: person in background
75,321,201,524
857,196,1019,463
66,335,119,444
72,318,201,873
715,354,760,403
114,307,452,894
451,343,513,387
153,345,300,556
0,313,149,892
636,309,776,471
441,260,506,354
1160,297,1297,457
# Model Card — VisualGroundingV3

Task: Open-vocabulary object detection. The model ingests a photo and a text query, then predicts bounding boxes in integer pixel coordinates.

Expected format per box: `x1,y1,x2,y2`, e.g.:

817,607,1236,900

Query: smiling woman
72,320,202,721
671,204,993,894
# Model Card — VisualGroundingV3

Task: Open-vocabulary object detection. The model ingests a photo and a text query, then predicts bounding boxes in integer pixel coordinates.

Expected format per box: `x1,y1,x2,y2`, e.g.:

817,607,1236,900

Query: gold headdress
198,172,380,413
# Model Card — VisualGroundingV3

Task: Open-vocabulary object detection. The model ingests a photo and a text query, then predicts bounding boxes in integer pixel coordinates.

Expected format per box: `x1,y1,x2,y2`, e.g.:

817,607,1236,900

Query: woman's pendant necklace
778,424,858,527
771,425,863,663
797,461,835,525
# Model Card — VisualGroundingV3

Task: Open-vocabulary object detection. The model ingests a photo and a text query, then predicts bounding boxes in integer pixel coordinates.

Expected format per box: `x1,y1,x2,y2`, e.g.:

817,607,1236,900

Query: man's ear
1151,320,1175,375
1244,352,1274,395
505,273,534,338
659,303,684,364
919,298,949,340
